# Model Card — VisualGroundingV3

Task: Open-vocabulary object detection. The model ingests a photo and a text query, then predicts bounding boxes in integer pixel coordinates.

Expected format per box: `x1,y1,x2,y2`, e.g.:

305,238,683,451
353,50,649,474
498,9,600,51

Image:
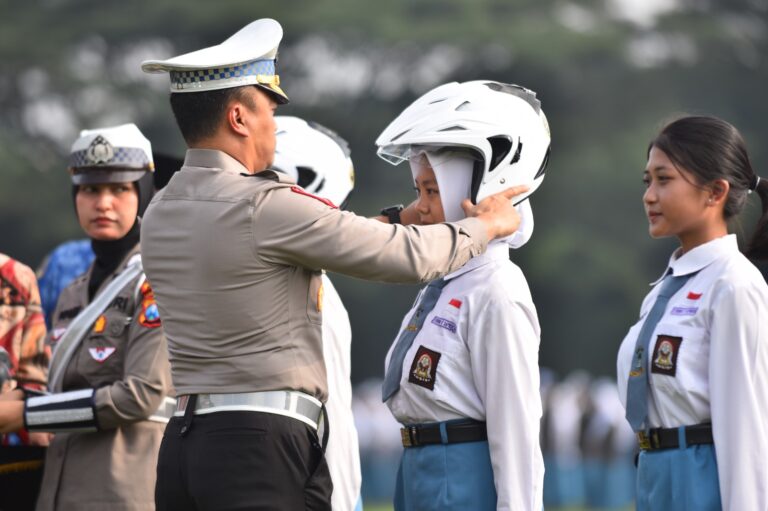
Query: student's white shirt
617,234,768,510
385,242,544,511
321,275,362,511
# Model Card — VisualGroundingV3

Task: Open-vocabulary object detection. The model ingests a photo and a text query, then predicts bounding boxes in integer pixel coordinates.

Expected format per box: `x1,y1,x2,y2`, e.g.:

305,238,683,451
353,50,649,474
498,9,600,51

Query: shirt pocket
649,322,709,402
75,312,130,386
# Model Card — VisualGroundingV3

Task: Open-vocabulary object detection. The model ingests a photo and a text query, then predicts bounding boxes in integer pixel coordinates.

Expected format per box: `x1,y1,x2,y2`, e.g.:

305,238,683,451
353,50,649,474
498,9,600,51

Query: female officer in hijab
0,123,174,511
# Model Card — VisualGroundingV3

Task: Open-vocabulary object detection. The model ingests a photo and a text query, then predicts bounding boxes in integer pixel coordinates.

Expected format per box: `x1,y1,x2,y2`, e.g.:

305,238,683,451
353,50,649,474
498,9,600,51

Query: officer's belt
637,423,713,451
174,391,323,430
401,419,486,448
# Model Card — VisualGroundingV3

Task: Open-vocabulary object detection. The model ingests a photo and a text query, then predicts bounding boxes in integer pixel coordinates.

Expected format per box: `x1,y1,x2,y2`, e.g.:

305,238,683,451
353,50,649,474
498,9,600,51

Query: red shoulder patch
290,186,338,209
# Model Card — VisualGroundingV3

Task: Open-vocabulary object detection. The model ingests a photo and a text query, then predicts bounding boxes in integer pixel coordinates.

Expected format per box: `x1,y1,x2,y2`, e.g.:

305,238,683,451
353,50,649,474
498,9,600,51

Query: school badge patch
408,345,441,391
138,281,162,329
651,335,682,376
88,347,116,362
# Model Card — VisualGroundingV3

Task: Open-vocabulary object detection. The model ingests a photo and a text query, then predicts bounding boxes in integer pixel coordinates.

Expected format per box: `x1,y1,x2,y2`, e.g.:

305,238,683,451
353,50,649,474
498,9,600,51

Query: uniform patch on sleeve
290,186,338,209
408,345,441,391
138,281,162,329
651,335,682,376
448,298,462,309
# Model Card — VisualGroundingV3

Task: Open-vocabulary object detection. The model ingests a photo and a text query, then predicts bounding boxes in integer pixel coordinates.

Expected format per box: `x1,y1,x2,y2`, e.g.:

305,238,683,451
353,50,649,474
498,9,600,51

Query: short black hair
169,87,256,145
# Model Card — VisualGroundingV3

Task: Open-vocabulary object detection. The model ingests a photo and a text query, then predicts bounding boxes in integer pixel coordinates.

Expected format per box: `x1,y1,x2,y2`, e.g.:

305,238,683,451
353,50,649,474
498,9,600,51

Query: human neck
677,220,728,255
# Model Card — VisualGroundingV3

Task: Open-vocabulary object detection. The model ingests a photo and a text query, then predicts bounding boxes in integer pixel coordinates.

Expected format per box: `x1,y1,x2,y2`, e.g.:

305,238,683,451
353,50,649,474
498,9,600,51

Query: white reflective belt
174,391,323,430
148,396,177,423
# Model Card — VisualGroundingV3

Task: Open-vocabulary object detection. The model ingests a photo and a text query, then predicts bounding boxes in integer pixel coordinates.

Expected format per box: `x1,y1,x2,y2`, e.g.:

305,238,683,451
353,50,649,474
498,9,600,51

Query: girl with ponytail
616,115,768,511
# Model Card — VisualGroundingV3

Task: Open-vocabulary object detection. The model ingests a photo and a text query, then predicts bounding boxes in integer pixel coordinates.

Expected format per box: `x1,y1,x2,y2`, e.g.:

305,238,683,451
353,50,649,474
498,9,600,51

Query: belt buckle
637,431,651,450
400,427,412,447
401,426,418,447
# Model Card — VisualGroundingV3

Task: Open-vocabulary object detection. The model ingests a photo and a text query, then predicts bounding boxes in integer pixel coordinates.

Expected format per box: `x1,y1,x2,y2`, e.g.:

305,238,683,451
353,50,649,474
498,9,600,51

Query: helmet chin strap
410,150,534,249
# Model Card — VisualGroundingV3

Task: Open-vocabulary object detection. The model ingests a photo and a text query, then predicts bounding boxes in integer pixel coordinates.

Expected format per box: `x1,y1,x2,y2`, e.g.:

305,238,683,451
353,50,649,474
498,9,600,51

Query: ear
709,179,730,205
225,101,250,138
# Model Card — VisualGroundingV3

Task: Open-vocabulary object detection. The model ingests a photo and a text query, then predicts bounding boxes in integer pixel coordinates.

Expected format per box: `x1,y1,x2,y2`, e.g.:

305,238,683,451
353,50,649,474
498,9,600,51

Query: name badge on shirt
651,335,682,377
670,306,698,316
408,345,441,391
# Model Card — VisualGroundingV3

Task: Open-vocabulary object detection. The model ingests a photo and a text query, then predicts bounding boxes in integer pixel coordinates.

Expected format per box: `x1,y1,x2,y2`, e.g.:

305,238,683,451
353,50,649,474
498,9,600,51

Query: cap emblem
86,135,115,165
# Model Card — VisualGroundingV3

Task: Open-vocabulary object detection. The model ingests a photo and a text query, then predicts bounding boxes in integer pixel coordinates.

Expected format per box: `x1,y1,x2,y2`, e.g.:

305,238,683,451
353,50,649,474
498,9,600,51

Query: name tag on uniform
431,316,456,333
670,306,698,316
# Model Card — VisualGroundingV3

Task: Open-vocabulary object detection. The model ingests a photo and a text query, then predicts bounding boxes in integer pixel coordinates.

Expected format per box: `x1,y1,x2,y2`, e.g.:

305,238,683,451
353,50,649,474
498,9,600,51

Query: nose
95,190,113,211
643,183,656,206
415,194,429,215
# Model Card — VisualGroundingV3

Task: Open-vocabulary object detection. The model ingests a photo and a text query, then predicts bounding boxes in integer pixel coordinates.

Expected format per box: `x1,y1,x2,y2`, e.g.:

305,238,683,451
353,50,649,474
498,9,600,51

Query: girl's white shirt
617,234,768,510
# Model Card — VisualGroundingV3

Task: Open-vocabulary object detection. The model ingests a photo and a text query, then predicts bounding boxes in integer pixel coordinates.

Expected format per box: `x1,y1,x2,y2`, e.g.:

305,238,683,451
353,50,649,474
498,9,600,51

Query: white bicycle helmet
271,116,355,208
375,80,550,205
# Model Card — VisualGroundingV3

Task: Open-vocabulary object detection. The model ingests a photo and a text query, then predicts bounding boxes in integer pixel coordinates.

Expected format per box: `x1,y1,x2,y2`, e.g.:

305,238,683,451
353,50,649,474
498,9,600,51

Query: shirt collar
183,148,251,175
650,234,738,285
445,240,509,281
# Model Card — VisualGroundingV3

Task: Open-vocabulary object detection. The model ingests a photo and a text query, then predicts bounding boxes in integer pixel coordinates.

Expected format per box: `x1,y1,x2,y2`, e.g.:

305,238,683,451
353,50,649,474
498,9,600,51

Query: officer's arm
255,188,488,283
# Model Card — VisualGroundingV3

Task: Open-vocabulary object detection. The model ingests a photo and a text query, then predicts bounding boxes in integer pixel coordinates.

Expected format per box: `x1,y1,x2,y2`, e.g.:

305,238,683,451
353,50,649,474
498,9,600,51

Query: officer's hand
461,185,529,240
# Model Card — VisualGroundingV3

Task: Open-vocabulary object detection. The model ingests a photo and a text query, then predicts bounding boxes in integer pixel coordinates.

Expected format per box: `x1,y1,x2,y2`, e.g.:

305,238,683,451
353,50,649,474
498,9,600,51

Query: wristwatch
380,204,404,224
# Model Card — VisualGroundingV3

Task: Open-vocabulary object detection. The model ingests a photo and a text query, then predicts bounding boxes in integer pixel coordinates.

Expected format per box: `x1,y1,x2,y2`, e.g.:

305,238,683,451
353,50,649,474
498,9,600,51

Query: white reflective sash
48,258,143,393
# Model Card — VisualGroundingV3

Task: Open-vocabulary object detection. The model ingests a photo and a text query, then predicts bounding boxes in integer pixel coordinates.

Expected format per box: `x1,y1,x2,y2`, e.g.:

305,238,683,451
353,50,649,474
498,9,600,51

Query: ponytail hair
747,177,768,260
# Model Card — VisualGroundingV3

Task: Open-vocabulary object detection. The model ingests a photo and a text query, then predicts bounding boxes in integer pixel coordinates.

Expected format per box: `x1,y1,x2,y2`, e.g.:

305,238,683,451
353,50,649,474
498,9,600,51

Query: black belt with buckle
637,423,713,451
400,419,487,448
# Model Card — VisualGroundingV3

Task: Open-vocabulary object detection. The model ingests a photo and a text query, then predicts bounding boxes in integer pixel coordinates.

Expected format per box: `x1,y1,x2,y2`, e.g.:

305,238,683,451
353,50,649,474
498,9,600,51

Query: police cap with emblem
140,18,289,104
69,123,154,185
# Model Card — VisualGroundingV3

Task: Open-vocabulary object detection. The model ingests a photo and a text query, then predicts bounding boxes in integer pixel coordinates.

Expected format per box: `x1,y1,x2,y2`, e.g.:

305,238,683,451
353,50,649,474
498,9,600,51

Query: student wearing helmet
375,81,550,511
270,116,363,511
0,124,174,511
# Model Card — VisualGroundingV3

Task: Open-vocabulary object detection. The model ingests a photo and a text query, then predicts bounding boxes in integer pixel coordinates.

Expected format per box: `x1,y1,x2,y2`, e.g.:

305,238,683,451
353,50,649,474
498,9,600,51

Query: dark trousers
155,411,332,511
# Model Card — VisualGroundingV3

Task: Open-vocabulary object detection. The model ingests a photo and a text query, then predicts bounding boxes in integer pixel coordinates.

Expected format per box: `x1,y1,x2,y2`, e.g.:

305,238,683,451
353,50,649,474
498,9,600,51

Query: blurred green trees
1,0,765,380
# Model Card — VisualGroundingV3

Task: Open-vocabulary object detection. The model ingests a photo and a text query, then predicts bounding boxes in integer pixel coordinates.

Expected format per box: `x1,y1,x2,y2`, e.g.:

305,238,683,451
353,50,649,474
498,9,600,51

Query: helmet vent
297,166,317,188
511,138,522,164
438,126,467,132
391,129,411,142
428,98,448,104
485,82,541,114
455,101,472,111
487,136,513,171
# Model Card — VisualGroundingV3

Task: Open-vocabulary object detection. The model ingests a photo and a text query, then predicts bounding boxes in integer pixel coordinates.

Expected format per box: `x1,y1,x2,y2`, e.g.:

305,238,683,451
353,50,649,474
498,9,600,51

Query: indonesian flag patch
88,347,116,362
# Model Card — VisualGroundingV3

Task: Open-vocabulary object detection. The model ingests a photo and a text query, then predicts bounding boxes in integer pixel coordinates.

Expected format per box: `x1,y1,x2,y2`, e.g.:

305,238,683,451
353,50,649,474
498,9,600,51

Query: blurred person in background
0,123,174,511
0,253,49,511
617,115,768,510
270,115,362,511
375,80,551,511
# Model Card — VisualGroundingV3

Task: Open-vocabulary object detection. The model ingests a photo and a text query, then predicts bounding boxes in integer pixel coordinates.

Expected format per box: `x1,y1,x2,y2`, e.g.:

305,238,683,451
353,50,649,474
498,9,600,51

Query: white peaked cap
141,18,289,103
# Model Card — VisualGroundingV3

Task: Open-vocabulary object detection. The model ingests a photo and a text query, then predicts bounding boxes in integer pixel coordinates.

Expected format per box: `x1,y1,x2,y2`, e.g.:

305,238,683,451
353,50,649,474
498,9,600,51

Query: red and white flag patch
448,298,462,309
686,292,702,300
88,347,116,363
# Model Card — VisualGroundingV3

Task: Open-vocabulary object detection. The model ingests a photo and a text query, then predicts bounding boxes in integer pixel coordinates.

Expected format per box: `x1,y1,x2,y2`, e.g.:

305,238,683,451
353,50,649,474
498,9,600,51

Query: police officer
271,115,363,511
0,124,175,511
375,80,550,511
140,19,528,511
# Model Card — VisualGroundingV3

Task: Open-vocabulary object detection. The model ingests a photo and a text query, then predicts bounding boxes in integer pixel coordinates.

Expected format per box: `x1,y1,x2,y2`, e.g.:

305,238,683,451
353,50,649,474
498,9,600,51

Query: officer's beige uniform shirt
320,275,362,511
617,235,768,510
37,246,172,511
385,242,544,511
140,149,488,400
